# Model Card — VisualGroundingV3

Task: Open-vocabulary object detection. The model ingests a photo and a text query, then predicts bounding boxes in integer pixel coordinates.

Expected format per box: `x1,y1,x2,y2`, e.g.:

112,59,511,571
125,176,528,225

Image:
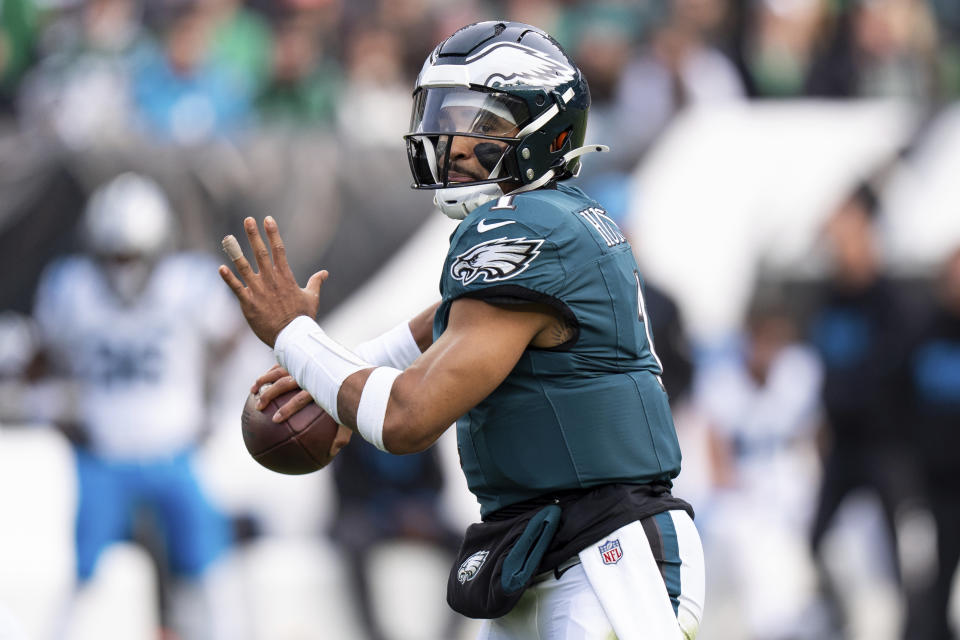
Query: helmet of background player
404,21,608,220
82,172,177,304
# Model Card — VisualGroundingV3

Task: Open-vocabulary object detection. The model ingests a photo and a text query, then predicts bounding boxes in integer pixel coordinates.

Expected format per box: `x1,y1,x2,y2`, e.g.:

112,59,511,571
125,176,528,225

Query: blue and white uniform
33,252,237,581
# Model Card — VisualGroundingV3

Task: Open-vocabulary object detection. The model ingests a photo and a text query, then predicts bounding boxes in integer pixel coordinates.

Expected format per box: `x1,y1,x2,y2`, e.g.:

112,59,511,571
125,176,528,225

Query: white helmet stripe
418,64,471,88
516,103,558,138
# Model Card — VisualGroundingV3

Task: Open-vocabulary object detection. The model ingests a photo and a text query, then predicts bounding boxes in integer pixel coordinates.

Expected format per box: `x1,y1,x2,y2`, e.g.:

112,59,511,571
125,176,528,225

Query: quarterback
221,22,705,640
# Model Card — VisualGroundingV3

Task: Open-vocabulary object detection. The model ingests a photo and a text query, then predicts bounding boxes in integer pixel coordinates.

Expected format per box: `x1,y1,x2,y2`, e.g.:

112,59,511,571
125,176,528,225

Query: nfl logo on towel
599,539,623,565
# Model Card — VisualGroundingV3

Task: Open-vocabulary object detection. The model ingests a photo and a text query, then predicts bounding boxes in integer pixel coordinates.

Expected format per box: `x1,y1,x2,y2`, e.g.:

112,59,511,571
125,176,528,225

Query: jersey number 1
634,271,664,381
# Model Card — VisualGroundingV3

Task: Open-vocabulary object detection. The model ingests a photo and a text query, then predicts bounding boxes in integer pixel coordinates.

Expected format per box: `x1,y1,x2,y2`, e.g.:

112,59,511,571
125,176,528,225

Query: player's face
437,107,519,182
99,253,153,305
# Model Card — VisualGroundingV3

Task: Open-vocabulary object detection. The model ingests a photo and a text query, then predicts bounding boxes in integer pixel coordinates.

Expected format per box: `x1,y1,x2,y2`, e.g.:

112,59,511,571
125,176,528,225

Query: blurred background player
696,293,823,640
909,246,960,640
329,438,464,640
27,172,243,640
806,183,926,640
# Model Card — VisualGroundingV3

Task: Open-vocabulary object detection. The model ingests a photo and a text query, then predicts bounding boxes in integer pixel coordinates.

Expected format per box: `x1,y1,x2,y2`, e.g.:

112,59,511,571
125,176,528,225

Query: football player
222,22,705,640
31,173,242,640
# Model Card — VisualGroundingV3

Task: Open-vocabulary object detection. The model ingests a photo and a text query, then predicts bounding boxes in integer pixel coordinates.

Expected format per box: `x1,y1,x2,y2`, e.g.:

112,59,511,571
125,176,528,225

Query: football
241,384,338,474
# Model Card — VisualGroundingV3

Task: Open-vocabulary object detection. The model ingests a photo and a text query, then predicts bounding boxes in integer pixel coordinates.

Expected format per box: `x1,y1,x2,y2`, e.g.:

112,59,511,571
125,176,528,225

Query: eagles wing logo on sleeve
451,236,543,285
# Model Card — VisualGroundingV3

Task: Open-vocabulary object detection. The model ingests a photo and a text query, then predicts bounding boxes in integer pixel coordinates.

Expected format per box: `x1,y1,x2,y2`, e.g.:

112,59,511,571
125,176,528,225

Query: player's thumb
305,270,329,297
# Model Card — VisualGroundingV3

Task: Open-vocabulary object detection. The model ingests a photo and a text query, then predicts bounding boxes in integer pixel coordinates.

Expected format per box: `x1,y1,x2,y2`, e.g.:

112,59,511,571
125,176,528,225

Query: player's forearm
274,315,446,454
335,362,463,454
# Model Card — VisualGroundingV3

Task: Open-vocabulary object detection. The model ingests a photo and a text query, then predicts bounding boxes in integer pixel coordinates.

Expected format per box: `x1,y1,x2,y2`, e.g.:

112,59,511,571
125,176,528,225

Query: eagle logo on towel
451,237,543,285
458,550,490,584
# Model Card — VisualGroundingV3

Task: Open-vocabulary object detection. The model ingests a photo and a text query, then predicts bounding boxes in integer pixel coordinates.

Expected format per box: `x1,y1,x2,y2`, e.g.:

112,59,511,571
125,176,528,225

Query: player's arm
219,217,554,454
335,297,552,453
252,300,440,417
268,298,555,453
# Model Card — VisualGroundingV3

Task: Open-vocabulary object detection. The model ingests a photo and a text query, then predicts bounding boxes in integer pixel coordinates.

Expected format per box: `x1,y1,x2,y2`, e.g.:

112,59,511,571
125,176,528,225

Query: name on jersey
579,207,625,247
451,236,543,285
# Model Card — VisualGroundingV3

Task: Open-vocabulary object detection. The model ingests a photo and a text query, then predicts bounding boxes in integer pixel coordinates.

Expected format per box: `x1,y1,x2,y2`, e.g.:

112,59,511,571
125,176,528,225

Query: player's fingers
251,364,287,393
263,216,293,278
257,374,300,409
221,235,256,283
218,265,249,300
273,390,314,423
305,270,329,298
328,424,353,459
243,217,273,279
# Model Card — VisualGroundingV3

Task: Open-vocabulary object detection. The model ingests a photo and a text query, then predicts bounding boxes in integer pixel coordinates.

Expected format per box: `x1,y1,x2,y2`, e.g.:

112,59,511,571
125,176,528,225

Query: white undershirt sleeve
273,315,371,424
353,320,422,369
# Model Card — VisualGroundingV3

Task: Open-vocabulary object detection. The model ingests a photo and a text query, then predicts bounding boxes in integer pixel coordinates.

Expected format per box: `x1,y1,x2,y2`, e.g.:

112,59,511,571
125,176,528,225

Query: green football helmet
405,21,607,219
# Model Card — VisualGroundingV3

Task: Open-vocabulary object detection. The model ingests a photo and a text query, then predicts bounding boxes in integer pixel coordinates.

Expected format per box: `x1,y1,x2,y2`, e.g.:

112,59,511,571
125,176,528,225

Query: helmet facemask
405,87,529,193
405,21,606,219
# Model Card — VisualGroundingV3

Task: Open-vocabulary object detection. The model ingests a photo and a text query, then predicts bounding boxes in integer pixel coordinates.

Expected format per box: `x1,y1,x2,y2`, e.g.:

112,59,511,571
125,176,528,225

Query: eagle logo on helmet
457,550,490,584
467,42,576,89
451,236,543,285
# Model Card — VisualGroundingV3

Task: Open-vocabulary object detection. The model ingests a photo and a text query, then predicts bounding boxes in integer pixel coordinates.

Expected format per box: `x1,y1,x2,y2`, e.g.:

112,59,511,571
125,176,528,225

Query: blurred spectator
25,173,244,640
206,0,272,97
645,280,696,406
602,0,744,169
18,0,144,148
566,3,647,214
737,0,828,96
697,293,823,640
335,22,408,147
503,0,567,44
807,185,926,639
0,0,38,114
256,9,341,127
374,0,438,84
909,247,960,640
132,3,252,144
805,0,940,99
329,437,463,640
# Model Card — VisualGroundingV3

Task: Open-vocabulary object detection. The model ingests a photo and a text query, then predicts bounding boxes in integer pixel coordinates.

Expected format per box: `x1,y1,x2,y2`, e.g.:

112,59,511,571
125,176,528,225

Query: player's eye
473,112,514,137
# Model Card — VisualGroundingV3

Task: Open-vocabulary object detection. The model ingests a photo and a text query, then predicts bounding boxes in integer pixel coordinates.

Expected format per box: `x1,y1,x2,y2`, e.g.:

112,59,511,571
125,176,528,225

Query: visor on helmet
404,87,530,189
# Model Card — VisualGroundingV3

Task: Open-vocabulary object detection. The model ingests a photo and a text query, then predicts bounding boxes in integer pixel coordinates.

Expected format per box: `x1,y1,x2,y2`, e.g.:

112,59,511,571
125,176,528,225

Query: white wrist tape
353,321,422,370
356,366,402,452
274,316,371,424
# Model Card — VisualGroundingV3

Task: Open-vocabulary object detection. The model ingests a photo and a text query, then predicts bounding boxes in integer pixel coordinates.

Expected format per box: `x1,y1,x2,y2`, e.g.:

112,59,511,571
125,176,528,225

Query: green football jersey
434,183,682,517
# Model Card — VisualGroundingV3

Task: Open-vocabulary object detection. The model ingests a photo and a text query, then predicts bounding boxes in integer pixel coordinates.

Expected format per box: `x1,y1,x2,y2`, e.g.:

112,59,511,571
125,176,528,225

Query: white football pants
475,510,705,640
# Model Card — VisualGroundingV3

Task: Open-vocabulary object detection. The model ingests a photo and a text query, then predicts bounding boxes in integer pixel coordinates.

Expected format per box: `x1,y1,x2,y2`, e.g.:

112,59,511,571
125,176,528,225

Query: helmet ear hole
550,128,572,153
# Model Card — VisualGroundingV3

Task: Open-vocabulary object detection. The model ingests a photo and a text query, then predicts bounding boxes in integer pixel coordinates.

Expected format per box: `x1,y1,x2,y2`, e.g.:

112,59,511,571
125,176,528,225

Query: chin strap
505,144,610,197
434,183,503,220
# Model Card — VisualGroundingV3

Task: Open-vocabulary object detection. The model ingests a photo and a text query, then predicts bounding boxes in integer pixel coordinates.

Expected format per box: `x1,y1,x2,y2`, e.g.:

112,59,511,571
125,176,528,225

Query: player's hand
219,216,328,347
251,364,293,401
250,364,353,458
251,366,348,454
251,365,312,418
330,424,352,459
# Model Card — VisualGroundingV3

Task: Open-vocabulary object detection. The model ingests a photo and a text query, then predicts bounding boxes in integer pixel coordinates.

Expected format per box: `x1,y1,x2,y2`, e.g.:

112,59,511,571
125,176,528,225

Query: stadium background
1,0,960,638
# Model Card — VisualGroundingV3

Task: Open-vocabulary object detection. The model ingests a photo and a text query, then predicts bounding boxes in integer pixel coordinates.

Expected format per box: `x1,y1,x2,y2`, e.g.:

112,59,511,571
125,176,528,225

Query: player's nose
449,134,474,160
